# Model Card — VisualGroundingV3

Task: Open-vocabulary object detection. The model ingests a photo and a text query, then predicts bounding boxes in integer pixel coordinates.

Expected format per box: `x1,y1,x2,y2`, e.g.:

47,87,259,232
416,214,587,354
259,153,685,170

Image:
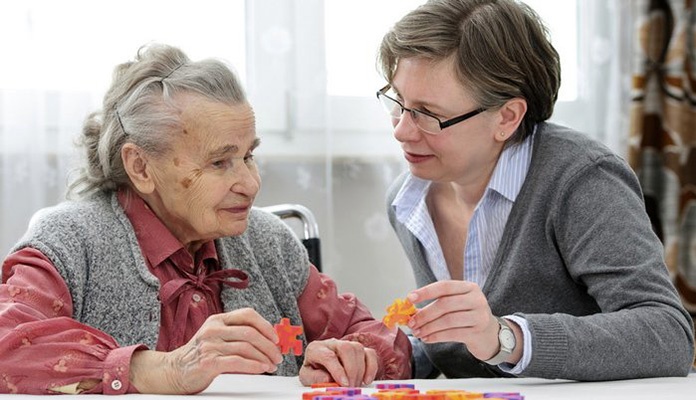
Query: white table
4,373,695,398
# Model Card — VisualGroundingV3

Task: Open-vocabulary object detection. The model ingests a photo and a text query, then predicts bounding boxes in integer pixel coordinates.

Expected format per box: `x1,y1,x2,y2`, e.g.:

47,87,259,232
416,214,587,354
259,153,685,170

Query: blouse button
192,293,202,303
111,380,123,391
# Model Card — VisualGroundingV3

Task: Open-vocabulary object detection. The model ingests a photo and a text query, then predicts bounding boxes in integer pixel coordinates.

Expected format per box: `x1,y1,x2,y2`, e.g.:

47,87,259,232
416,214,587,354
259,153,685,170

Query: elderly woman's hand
129,308,282,394
298,338,378,387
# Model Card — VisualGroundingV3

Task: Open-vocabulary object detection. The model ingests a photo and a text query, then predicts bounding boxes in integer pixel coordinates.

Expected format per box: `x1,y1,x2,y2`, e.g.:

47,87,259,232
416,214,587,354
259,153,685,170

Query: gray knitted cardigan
387,122,695,381
12,192,309,376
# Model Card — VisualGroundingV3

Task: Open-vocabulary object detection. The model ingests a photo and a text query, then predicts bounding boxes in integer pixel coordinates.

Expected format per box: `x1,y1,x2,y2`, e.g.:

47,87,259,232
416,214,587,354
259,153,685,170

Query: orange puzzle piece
382,297,417,328
274,317,303,356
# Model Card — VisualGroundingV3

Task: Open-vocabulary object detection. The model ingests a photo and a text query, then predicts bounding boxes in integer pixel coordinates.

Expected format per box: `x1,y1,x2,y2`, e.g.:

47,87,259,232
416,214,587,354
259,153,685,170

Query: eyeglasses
376,85,486,135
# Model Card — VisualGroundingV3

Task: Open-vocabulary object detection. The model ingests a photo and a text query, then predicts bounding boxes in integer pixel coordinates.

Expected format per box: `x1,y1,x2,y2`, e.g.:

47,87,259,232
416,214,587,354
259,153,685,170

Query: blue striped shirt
392,131,535,375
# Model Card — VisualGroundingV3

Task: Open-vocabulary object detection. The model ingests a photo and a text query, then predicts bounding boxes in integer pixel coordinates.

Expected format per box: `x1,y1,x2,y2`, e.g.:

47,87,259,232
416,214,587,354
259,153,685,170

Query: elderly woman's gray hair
68,44,247,198
378,0,560,143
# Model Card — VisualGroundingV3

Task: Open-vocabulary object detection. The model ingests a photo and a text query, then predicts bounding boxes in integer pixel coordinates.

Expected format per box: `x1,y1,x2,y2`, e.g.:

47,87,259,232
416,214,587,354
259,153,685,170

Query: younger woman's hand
407,280,500,362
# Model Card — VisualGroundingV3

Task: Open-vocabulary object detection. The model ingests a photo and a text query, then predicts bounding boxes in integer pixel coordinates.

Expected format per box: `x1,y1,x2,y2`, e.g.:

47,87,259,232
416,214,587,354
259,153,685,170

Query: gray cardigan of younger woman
12,192,309,376
387,122,694,381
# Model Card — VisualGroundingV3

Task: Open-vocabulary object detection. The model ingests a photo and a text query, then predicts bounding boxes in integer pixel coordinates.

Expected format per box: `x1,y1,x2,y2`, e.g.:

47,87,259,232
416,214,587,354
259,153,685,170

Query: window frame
247,0,604,158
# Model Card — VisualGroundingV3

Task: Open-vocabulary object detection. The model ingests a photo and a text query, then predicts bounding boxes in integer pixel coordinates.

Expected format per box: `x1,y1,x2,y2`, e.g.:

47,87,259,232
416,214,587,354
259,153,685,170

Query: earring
500,132,506,137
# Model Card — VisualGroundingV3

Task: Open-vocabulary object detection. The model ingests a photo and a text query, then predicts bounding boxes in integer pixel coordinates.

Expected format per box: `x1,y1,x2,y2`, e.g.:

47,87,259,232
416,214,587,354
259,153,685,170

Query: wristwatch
483,317,516,365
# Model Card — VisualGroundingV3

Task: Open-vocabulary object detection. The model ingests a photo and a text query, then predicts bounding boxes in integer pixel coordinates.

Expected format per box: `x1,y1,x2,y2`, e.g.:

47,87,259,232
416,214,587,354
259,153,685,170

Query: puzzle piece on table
274,317,303,355
375,383,416,390
374,388,420,399
325,387,363,396
301,383,525,400
381,298,417,328
425,389,524,399
310,382,341,388
302,390,335,400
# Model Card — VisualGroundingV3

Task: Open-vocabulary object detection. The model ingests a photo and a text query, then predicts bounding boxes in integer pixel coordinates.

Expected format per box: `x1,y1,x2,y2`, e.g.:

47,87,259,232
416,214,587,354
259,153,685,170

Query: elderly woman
0,44,411,395
378,0,693,381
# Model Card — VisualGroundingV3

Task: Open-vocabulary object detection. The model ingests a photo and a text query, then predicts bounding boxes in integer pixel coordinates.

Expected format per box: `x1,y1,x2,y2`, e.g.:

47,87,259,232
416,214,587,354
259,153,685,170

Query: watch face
500,329,515,350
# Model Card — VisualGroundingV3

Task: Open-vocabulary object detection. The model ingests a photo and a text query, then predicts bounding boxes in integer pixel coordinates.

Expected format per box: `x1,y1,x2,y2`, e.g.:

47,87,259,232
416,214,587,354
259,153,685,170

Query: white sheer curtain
0,91,89,256
0,0,631,315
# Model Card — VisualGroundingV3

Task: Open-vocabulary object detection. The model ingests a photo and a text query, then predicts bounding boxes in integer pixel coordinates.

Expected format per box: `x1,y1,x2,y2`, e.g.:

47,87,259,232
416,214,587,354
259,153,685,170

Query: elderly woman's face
147,94,260,245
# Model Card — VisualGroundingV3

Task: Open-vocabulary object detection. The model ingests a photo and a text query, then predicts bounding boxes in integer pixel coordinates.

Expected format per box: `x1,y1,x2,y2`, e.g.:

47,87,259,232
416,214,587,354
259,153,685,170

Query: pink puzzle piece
274,317,303,356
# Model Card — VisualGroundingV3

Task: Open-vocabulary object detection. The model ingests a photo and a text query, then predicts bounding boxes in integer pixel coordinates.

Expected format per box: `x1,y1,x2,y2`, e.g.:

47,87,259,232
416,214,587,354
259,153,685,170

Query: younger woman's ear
121,143,155,194
496,98,527,142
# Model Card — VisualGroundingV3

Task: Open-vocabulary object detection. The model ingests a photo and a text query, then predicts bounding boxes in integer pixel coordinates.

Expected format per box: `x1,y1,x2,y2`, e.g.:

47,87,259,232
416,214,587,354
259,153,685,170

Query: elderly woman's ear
122,143,156,194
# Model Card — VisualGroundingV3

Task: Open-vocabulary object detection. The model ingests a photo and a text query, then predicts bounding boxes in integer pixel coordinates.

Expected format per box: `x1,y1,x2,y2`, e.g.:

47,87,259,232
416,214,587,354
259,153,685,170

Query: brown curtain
629,0,696,341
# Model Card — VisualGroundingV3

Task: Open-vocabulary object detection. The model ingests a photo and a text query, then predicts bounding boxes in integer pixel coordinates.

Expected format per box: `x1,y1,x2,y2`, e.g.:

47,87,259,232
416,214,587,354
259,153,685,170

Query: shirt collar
117,188,218,268
392,174,431,223
486,127,535,202
392,125,536,213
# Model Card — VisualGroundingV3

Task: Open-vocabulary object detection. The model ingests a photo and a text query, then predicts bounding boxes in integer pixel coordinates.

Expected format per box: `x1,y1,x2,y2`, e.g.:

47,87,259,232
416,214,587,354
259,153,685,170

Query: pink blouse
0,191,411,394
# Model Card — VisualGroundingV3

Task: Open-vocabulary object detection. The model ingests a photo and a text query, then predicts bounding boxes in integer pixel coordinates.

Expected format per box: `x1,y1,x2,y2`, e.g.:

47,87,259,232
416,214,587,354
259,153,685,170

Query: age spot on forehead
173,158,180,167
181,177,192,189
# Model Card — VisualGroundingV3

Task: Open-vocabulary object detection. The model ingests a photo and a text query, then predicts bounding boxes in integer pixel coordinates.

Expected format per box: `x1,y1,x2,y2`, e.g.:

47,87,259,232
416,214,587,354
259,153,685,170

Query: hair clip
161,63,184,81
115,108,128,135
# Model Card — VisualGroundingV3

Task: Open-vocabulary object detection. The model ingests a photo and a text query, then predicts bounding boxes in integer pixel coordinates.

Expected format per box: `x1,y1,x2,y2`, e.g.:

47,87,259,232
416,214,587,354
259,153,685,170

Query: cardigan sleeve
297,265,412,380
0,247,144,394
519,154,694,380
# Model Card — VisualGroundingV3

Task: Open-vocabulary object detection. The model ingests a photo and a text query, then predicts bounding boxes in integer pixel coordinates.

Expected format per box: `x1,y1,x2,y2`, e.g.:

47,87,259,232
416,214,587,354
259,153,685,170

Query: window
325,0,578,101
325,1,424,97
0,0,606,155
0,0,246,91
320,0,583,156
0,0,245,153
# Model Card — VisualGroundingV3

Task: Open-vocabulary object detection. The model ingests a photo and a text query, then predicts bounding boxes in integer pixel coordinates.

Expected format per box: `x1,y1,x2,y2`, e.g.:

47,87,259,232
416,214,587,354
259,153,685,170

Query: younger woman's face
390,57,503,187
